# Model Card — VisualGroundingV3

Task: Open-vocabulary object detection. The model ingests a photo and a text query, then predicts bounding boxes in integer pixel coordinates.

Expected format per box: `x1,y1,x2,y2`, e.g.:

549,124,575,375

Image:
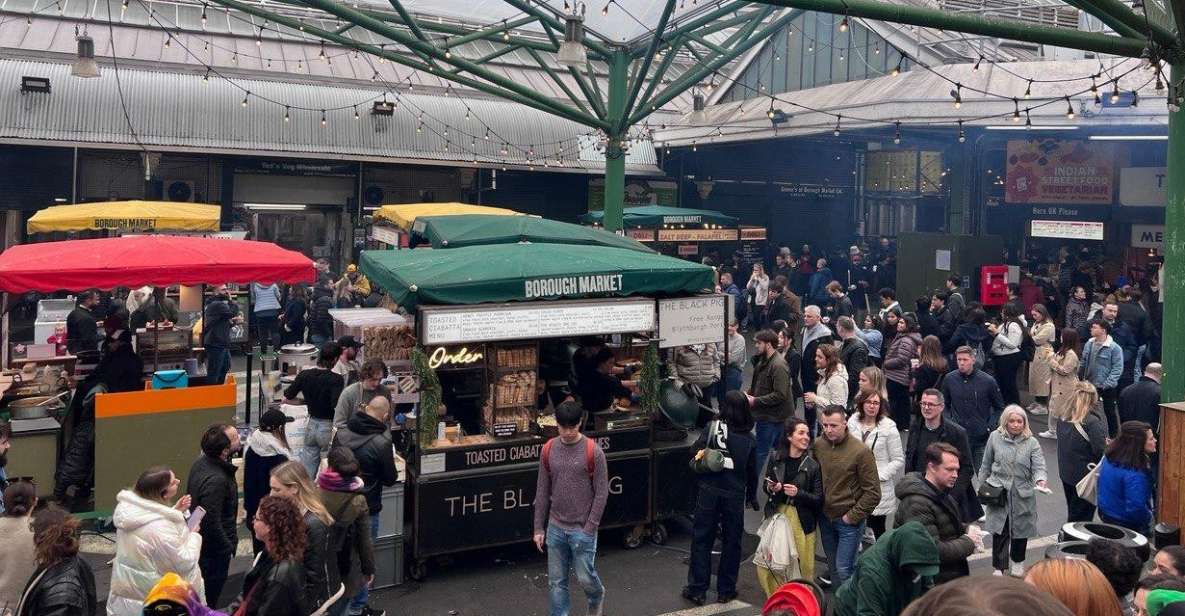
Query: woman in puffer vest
106,466,204,615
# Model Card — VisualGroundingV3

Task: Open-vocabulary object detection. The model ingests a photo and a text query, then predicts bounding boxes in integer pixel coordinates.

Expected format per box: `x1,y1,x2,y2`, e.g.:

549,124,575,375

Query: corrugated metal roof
657,59,1165,145
0,59,660,172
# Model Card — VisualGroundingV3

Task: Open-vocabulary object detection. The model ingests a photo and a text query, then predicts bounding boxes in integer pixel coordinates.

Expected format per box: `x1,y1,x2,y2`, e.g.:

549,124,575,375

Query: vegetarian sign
1005,139,1113,204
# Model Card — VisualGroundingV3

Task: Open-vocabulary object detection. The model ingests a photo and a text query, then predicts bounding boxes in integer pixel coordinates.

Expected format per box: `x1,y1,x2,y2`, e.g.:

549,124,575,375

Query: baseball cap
849,245,860,254
260,409,295,430
346,264,358,273
338,335,364,349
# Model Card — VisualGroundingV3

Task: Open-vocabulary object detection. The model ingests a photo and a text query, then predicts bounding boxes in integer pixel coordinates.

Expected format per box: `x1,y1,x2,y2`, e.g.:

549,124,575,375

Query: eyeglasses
919,402,942,408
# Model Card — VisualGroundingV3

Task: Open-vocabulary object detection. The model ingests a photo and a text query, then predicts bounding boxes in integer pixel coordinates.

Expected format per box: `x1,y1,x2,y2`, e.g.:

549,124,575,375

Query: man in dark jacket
1121,362,1163,435
835,316,868,405
747,330,792,470
894,443,980,583
944,276,965,321
335,395,398,616
940,346,1004,470
186,423,242,608
906,389,983,524
66,290,101,354
929,291,957,344
308,282,336,344
202,284,242,386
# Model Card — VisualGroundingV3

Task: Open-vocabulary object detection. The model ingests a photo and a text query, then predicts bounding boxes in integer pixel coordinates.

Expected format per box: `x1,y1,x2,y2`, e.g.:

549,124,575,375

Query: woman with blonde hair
747,263,770,330
979,405,1047,577
1040,328,1081,440
1024,558,1122,616
1027,304,1056,415
1055,381,1107,522
911,335,949,407
270,460,337,613
857,366,888,401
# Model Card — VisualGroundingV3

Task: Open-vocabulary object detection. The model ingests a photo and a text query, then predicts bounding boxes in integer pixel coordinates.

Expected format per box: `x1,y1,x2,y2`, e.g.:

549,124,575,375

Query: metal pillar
603,49,630,233
1164,62,1184,402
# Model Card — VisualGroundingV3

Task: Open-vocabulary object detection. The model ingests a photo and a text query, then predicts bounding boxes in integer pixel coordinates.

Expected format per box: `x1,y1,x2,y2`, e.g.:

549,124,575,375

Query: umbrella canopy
579,206,739,228
373,202,521,231
410,214,654,253
360,243,713,311
0,235,314,293
26,201,222,234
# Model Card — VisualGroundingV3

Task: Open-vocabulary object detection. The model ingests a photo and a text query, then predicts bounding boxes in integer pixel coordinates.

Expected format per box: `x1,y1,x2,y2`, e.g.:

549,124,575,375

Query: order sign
420,298,656,345
658,295,726,349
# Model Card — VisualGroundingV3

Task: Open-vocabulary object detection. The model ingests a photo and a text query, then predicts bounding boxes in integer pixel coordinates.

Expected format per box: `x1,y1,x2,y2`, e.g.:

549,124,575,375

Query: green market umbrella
410,214,654,253
579,205,739,228
360,242,714,311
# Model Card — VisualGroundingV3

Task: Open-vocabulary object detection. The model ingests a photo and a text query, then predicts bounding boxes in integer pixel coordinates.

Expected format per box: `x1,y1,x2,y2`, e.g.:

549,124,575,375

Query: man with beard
894,442,982,583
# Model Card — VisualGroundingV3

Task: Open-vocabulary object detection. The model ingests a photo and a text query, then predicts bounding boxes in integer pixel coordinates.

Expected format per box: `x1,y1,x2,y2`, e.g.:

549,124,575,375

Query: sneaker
816,575,832,588
1010,561,1025,577
364,608,387,616
992,570,1004,576
1030,405,1048,416
1038,429,1057,439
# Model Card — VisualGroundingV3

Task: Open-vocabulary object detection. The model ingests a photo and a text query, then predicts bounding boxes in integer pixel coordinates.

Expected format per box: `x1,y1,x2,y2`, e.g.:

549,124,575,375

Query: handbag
977,482,1007,508
1076,458,1103,504
690,420,728,474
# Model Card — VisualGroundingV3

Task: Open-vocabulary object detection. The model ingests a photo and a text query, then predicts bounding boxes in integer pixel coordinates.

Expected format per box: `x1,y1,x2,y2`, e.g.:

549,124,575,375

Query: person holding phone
107,466,204,615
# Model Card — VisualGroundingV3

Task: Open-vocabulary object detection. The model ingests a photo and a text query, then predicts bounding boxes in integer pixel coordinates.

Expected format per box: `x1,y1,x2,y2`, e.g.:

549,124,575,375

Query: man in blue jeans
202,284,242,385
533,402,609,616
746,330,792,470
812,404,881,587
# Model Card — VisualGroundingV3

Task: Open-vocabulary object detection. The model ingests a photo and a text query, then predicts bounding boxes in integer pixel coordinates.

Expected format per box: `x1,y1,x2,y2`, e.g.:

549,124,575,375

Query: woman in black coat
233,496,308,616
17,506,97,616
280,284,308,346
683,391,759,606
1056,382,1108,522
758,416,824,595
243,411,296,554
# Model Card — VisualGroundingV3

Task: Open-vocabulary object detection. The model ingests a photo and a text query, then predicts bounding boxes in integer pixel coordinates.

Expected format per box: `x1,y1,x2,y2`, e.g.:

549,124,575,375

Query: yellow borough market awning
372,202,521,231
26,201,222,234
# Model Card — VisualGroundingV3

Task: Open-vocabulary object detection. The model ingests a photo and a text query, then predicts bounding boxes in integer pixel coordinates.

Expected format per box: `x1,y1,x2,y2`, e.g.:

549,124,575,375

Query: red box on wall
980,265,1009,307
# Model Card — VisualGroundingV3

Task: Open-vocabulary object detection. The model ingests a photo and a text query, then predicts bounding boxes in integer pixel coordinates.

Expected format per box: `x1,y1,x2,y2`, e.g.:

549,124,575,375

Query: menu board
421,299,656,345
1029,219,1106,241
658,295,726,349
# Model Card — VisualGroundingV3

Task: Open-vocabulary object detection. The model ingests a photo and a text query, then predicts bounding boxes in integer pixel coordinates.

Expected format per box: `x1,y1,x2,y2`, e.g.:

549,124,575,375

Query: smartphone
187,506,206,531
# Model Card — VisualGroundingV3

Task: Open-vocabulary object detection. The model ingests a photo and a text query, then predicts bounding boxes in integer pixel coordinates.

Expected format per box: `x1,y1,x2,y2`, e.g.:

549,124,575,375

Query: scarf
316,469,365,493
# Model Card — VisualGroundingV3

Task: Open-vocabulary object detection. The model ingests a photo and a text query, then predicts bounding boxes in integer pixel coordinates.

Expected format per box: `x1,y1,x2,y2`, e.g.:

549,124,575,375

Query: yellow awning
372,202,520,231
27,201,222,234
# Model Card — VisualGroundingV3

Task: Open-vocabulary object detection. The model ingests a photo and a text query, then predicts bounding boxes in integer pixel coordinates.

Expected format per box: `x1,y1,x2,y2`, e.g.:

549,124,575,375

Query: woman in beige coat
1027,304,1056,415
1039,327,1081,440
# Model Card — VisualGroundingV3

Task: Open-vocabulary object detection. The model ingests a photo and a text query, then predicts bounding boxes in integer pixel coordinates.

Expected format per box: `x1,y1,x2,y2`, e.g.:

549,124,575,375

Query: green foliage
412,346,442,448
639,341,661,414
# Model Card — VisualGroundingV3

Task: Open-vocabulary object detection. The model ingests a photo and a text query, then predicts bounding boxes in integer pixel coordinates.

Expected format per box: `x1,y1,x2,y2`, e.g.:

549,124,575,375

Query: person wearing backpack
533,401,609,616
318,447,375,616
683,391,760,606
988,304,1026,406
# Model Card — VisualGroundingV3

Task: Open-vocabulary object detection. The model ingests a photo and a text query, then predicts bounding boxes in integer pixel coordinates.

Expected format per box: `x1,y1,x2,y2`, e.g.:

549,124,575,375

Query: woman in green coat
978,405,1047,578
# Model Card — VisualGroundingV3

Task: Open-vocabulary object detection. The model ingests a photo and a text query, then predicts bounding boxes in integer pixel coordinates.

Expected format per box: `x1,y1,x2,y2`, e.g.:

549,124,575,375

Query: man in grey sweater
533,401,609,616
333,359,390,428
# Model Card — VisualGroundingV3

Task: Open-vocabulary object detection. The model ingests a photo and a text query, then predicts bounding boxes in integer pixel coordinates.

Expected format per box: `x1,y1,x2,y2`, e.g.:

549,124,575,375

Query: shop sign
740,227,767,240
658,295,726,349
677,244,698,256
1131,224,1165,248
524,274,624,299
626,228,655,241
420,298,656,346
1119,167,1167,207
1030,219,1106,241
587,179,678,210
414,454,650,557
1005,139,1113,204
234,159,356,177
779,184,847,198
370,226,402,246
429,428,651,474
427,346,484,369
656,228,739,242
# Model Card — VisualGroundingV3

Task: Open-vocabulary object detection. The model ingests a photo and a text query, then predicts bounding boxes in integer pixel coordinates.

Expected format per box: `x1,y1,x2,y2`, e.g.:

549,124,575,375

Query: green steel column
1165,62,1185,403
603,49,630,233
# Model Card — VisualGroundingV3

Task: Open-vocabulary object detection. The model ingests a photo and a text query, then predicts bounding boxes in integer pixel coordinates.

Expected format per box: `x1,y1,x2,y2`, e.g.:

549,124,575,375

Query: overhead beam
385,0,438,64
206,0,602,128
445,15,536,48
526,48,597,118
619,0,678,134
1077,0,1177,49
568,65,608,119
646,0,750,56
1059,0,1142,40
501,0,614,57
1172,0,1185,45
296,0,610,129
745,0,1150,57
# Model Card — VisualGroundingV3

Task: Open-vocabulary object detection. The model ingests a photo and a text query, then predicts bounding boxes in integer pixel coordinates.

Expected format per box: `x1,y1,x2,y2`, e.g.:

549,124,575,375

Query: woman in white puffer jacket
107,466,204,616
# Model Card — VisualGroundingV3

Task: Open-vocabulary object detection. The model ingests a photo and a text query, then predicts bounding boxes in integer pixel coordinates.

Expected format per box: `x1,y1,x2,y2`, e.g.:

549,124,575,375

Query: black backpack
1018,322,1036,362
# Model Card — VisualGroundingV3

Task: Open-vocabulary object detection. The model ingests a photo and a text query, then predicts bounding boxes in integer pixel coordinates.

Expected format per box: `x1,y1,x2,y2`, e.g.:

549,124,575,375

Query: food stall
26,200,222,237
359,239,718,578
0,235,314,508
579,205,766,261
367,202,522,250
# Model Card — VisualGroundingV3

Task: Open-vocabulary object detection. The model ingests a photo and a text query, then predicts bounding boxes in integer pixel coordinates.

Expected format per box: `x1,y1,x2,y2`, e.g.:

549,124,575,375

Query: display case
135,327,193,368
329,308,414,363
484,342,538,437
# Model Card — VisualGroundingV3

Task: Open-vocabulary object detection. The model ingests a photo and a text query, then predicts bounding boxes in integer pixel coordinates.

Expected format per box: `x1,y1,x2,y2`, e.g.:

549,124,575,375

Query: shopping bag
752,512,800,582
1077,458,1103,504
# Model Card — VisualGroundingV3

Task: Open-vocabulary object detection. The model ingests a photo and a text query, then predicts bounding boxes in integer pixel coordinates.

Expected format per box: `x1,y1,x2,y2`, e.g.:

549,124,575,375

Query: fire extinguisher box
980,265,1009,307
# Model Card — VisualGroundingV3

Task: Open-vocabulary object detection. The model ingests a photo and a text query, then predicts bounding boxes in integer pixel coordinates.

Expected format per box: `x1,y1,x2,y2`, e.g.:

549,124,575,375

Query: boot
1009,559,1025,577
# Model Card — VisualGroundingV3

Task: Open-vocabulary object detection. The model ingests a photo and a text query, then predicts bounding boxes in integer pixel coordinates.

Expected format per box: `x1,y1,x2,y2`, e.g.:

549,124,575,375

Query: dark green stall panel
896,232,1004,307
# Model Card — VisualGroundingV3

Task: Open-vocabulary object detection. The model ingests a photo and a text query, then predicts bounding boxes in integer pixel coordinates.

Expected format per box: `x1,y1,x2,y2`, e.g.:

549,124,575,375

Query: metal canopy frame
201,0,789,232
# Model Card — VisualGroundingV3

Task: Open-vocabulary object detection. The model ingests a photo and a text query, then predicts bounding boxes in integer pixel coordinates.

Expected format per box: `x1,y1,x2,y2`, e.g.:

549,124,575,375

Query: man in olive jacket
813,405,880,587
747,329,793,469
894,442,981,584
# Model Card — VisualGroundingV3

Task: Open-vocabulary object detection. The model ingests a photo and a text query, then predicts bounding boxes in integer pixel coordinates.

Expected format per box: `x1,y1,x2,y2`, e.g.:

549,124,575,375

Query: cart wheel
650,522,669,546
408,560,428,582
623,525,645,549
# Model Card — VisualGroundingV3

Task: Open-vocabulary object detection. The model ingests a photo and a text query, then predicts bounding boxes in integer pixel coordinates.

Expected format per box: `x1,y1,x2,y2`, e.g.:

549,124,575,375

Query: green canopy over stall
360,242,714,311
410,214,654,253
579,206,739,228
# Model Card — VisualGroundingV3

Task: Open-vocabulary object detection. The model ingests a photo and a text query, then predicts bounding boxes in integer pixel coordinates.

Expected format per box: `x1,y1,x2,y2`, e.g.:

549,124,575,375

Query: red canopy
0,235,315,293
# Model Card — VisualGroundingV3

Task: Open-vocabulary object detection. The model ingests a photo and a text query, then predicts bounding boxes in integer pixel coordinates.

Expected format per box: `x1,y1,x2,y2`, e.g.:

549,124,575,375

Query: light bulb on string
201,5,207,26
833,116,841,137
952,84,962,109
1065,96,1075,119
893,121,901,145
164,34,171,49
321,110,327,127
891,57,902,77
874,42,880,55
319,43,326,61
232,52,239,64
1024,109,1032,129
957,120,965,143
1132,90,1139,107
121,0,128,12
202,68,210,83
601,2,609,16
484,128,491,140
1024,79,1032,99
1111,80,1121,104
444,48,452,59
464,108,470,121
354,106,360,120
241,92,250,107
838,13,848,32
1012,99,1021,122
284,106,290,122
973,55,982,71
296,59,302,71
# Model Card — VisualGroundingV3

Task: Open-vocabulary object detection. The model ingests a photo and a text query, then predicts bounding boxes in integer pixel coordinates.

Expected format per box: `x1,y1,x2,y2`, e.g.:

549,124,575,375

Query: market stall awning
26,201,222,234
360,243,714,311
579,206,739,228
0,236,314,293
372,202,521,231
411,214,655,253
